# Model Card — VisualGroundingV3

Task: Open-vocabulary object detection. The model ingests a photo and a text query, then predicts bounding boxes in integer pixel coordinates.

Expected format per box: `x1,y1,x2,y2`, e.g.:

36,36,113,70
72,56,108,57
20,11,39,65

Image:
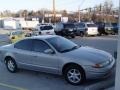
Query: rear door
14,39,36,69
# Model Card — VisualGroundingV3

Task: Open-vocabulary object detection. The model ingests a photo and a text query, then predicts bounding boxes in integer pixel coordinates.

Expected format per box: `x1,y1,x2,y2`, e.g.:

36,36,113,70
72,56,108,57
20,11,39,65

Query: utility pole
42,10,45,23
89,8,92,21
53,0,56,23
99,4,102,22
78,6,81,22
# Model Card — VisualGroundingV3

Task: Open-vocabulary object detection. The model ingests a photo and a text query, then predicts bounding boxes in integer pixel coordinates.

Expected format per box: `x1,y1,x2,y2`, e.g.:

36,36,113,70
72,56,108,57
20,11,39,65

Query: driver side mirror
44,49,55,54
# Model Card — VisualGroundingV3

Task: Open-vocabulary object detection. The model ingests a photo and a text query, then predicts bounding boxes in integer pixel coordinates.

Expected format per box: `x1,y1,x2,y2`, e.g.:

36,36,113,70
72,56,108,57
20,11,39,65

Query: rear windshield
64,24,75,29
87,24,97,27
12,31,23,35
40,26,53,30
112,23,118,26
76,23,85,28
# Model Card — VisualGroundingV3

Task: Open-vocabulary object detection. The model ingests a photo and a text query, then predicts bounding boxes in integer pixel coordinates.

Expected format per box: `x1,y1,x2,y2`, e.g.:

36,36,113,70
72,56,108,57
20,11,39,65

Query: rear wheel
80,32,84,37
5,57,18,73
64,65,85,85
71,35,75,38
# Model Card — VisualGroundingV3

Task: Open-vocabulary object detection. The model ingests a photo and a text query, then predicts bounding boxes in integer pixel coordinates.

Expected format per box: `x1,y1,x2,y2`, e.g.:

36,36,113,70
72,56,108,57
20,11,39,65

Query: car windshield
87,24,97,27
46,37,79,53
40,26,53,31
64,24,75,29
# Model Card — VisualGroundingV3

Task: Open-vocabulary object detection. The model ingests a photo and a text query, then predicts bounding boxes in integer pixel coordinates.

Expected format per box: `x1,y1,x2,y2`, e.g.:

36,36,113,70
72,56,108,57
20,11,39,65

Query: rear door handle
33,55,38,58
14,52,18,54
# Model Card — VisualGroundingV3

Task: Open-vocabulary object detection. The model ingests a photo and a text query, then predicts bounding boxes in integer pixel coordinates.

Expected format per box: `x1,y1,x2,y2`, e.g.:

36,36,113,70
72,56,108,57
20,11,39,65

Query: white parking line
0,83,27,90
82,37,118,41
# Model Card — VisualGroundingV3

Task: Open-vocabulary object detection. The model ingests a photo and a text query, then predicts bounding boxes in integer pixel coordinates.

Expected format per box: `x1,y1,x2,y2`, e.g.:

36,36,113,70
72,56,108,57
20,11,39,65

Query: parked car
85,23,98,36
74,22,86,37
8,30,26,43
0,35,115,85
24,29,39,37
95,22,107,35
55,23,76,38
104,23,115,35
112,23,118,34
36,25,55,35
75,22,98,36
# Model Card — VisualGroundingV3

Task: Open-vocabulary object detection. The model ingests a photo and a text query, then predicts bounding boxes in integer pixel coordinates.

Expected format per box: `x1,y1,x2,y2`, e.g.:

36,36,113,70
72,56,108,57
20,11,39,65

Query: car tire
71,35,75,38
80,32,84,37
64,65,85,85
98,33,102,36
111,32,115,35
5,57,18,73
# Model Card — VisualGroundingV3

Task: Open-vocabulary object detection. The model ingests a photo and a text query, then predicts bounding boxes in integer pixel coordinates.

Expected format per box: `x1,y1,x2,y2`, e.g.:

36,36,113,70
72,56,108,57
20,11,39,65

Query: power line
79,0,85,8
56,0,81,9
56,0,79,6
78,0,86,22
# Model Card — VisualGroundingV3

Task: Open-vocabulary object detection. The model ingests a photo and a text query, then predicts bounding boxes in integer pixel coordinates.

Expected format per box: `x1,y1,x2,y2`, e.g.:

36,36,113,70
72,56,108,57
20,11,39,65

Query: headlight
92,64,101,68
92,60,110,68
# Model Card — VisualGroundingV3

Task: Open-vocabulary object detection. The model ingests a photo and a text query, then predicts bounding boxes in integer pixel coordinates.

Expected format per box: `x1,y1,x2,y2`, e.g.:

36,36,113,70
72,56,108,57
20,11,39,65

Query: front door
31,40,59,74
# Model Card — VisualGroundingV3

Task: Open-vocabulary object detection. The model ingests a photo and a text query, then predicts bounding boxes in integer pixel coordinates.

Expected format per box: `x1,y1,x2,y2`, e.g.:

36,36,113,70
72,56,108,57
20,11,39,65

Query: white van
36,25,55,35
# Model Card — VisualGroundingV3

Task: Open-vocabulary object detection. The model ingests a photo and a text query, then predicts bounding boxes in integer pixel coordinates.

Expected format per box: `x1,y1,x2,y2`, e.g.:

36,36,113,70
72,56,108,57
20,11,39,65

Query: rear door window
14,39,33,51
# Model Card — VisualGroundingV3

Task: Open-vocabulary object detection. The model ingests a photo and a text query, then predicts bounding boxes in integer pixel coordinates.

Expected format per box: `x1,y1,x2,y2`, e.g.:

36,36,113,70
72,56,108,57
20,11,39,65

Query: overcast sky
0,0,119,12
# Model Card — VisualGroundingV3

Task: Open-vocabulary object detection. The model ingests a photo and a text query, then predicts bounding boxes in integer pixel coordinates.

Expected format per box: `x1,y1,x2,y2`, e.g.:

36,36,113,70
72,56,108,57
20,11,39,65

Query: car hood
62,46,112,64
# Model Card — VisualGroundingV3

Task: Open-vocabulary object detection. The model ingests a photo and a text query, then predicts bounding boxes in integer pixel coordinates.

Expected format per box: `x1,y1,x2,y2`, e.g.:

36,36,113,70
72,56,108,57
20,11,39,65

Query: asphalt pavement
0,35,117,90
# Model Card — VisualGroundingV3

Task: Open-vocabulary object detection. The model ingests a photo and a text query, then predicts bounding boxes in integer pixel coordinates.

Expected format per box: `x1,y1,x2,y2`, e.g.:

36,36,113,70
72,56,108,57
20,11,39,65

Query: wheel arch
4,56,15,64
62,63,86,78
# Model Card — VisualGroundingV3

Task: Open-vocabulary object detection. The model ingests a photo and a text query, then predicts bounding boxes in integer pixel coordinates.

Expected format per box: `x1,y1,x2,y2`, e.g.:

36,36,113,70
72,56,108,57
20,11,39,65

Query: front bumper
83,58,115,79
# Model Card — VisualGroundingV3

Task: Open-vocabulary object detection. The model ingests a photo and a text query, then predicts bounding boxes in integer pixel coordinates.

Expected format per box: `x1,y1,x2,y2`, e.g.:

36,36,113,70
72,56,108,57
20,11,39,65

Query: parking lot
0,34,117,90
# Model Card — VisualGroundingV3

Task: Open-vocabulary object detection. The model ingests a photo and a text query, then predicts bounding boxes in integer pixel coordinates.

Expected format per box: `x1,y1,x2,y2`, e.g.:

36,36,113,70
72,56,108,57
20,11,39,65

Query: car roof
27,35,58,40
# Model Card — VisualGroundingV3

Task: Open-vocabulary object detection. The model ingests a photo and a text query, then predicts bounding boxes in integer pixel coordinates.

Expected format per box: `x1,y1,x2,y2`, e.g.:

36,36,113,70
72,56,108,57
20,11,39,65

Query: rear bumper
87,31,98,35
105,29,114,34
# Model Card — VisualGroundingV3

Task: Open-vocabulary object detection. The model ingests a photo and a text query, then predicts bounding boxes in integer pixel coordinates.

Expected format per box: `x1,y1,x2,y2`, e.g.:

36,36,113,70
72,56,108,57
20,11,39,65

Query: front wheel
71,35,75,38
64,66,85,85
5,58,18,73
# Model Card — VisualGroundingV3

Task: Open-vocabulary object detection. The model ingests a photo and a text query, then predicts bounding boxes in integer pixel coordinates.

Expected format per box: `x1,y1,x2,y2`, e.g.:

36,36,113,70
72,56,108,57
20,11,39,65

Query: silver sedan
0,35,115,85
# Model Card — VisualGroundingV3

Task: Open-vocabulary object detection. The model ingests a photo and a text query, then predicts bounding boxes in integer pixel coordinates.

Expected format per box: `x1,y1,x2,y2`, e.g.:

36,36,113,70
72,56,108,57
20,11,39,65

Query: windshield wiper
61,46,78,53
71,46,78,50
